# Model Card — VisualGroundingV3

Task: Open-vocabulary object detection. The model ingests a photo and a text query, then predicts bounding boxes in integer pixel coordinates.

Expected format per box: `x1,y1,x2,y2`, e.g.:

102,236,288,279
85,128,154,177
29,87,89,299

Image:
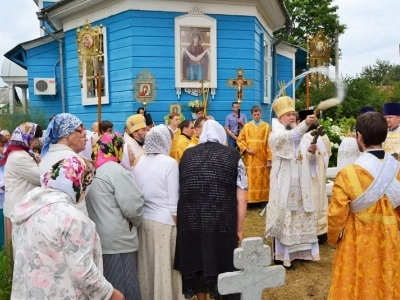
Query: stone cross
218,237,285,300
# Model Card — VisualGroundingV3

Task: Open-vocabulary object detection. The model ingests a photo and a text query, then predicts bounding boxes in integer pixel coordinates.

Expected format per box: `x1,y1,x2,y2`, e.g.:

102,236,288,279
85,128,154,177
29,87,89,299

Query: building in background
4,0,306,130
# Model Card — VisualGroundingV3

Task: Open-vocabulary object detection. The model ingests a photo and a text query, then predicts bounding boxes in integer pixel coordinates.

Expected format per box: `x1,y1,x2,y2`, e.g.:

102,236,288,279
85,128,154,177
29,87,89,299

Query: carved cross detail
218,237,285,300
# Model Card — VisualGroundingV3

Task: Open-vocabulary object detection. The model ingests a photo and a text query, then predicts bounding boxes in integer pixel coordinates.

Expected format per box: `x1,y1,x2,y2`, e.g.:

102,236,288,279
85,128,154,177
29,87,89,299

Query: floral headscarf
42,113,82,157
144,125,172,156
41,156,95,203
0,122,39,167
92,132,124,169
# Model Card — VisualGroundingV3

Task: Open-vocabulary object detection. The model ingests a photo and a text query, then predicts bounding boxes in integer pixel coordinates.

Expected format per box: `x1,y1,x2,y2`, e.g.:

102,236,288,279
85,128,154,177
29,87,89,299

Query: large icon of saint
181,30,210,81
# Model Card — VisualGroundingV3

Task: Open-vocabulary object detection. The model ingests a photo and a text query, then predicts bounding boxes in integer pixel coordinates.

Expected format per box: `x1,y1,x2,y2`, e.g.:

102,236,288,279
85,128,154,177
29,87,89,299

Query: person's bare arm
237,187,248,244
224,126,237,140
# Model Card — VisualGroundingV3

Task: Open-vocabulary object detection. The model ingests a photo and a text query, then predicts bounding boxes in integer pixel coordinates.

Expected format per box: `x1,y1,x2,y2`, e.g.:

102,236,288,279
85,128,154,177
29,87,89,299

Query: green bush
319,116,356,167
0,106,48,133
0,240,13,300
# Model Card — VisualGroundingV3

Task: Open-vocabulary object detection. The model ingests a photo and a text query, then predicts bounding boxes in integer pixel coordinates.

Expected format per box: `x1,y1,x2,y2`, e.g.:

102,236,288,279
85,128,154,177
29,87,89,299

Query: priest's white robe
303,132,331,237
266,119,319,267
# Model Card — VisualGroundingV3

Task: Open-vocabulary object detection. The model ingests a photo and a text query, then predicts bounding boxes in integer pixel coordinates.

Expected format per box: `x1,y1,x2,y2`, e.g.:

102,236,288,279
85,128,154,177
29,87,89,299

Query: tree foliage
295,77,387,119
275,0,347,64
360,59,400,87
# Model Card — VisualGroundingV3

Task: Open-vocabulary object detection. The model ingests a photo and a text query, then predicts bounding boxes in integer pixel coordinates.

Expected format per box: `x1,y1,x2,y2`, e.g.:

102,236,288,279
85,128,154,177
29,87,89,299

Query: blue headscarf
42,113,82,157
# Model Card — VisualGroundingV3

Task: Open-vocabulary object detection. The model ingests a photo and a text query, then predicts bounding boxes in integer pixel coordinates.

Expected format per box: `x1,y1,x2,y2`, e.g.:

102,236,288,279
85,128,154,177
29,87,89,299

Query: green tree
360,59,398,86
295,76,386,119
275,0,347,63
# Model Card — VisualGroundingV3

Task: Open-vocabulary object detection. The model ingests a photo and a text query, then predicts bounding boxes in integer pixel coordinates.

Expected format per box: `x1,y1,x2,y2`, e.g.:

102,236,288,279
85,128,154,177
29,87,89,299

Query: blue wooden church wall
27,40,63,118
27,9,293,131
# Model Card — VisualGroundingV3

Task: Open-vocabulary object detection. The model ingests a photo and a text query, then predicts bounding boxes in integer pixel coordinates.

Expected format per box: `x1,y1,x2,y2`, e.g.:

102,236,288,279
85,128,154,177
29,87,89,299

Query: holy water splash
274,66,347,104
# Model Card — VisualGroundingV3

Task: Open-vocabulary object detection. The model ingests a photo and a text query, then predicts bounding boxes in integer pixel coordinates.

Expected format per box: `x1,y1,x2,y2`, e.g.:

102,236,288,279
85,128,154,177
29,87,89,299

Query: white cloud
0,0,39,87
335,0,400,77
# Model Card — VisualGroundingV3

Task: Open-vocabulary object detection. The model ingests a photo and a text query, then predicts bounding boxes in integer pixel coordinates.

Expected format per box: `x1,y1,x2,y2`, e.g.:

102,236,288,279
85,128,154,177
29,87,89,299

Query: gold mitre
272,96,295,118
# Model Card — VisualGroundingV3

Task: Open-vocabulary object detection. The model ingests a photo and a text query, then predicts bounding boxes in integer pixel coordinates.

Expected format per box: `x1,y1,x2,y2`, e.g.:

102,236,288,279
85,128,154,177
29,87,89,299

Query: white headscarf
199,120,227,145
144,124,172,156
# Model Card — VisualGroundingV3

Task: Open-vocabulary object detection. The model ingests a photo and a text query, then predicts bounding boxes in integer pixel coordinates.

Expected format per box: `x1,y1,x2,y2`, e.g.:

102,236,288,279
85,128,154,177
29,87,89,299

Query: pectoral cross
227,69,253,104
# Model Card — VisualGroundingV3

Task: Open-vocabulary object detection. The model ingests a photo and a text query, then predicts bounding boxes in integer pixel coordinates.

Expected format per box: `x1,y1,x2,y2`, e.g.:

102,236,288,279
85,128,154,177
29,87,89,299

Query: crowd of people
0,98,399,299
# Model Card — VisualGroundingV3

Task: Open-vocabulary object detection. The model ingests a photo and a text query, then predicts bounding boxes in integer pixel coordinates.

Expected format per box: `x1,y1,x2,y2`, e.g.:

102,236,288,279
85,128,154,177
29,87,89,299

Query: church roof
39,0,289,32
1,59,27,78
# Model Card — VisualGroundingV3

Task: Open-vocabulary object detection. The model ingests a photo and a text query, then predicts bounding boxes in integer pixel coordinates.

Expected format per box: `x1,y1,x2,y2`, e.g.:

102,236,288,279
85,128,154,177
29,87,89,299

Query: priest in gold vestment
237,105,272,203
173,120,194,162
168,113,181,158
328,112,400,300
382,102,400,160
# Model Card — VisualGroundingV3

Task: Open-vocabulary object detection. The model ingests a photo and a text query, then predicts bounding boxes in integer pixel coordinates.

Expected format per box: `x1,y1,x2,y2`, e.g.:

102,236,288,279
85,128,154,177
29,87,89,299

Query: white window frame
81,27,109,106
174,9,217,95
263,38,272,104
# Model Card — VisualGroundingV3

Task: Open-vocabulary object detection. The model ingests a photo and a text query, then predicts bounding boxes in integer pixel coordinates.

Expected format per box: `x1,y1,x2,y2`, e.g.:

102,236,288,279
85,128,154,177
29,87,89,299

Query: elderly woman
174,120,248,300
134,125,184,300
40,113,88,214
0,122,43,244
0,130,10,141
10,156,124,299
86,132,144,300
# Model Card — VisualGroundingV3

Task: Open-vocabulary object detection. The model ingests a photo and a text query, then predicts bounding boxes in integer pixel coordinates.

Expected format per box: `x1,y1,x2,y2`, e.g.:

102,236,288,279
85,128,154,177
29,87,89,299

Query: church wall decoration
307,29,331,87
133,68,157,109
174,7,217,99
76,20,108,105
227,69,253,104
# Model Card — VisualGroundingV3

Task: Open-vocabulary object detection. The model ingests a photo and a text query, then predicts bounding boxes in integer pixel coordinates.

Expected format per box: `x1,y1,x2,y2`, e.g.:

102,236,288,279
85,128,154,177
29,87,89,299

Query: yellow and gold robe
169,128,181,159
383,126,400,159
237,121,272,203
187,136,199,148
174,134,191,163
328,164,400,300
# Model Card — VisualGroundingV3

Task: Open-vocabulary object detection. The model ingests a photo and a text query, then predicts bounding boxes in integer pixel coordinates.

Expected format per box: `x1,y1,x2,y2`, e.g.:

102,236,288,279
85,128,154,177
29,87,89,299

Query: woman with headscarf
174,120,248,300
86,132,144,300
134,125,184,300
40,113,89,215
10,156,124,299
0,122,43,244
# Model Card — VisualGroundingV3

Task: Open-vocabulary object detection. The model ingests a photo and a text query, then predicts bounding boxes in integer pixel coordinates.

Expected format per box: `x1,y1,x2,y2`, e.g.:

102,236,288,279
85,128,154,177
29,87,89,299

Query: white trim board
61,1,280,36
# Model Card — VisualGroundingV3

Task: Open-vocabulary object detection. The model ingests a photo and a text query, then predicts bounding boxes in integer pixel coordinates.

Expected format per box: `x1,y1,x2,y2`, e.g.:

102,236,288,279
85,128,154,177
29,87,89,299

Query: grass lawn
243,205,335,300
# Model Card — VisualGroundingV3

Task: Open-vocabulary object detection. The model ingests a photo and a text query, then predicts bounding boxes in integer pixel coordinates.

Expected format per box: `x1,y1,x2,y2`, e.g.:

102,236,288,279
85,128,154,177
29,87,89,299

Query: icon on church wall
175,9,217,97
138,83,152,98
81,33,94,49
180,27,211,82
170,104,181,115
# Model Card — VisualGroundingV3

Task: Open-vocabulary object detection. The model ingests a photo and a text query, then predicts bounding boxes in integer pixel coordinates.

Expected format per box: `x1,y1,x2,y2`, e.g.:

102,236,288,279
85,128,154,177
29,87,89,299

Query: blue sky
1,0,399,87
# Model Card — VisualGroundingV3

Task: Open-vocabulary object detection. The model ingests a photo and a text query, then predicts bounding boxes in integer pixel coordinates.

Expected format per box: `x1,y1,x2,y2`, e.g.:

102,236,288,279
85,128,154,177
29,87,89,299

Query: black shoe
318,233,327,244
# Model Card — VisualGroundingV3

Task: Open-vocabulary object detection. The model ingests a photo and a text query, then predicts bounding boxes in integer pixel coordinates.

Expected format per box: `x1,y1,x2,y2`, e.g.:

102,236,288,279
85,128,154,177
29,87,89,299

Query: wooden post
97,69,102,124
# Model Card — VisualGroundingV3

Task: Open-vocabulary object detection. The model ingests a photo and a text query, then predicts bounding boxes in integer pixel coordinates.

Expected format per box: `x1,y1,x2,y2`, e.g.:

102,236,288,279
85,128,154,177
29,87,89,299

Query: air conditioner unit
34,78,56,95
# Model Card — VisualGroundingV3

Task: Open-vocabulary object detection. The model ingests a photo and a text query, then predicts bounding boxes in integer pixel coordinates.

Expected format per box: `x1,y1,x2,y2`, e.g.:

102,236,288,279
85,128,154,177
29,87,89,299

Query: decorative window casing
263,38,272,104
76,21,109,106
174,7,217,99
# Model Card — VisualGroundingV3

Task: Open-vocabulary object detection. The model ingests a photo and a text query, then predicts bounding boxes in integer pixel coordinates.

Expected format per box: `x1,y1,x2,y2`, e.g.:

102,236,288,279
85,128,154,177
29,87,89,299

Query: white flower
330,142,334,147
334,143,339,149
339,135,345,141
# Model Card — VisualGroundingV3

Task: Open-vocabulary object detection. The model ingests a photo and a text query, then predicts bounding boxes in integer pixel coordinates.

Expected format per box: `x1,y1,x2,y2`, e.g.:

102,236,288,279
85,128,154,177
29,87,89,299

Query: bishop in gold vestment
237,108,272,203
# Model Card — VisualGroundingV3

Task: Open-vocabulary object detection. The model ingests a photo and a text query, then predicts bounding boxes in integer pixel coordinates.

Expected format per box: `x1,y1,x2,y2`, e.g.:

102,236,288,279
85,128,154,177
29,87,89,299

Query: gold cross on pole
227,69,253,104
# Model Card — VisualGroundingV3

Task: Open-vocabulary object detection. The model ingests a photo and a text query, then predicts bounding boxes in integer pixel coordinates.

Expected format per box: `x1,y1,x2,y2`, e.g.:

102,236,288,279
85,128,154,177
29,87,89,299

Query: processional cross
227,69,253,104
218,237,285,299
